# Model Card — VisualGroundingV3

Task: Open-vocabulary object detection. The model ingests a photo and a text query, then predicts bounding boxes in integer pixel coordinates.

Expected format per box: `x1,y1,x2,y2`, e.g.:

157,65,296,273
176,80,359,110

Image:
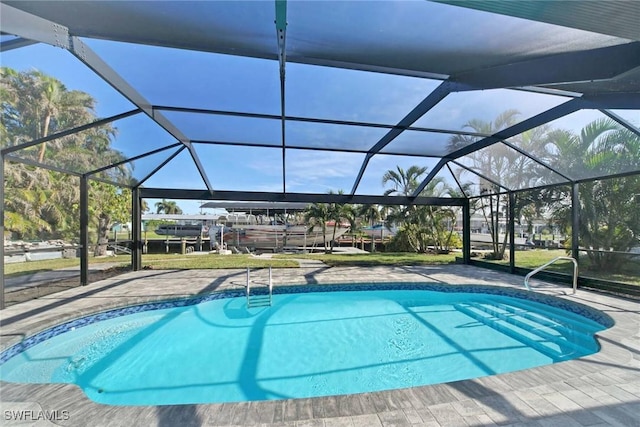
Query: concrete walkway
0,265,638,426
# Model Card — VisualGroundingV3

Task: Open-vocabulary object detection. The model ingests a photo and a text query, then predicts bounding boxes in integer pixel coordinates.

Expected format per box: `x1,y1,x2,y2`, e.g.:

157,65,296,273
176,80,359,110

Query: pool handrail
524,256,578,294
246,266,273,307
268,266,273,306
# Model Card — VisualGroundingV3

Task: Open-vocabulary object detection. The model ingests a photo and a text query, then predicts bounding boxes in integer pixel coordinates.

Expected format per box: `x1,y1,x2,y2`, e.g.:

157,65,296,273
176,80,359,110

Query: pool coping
1,264,638,426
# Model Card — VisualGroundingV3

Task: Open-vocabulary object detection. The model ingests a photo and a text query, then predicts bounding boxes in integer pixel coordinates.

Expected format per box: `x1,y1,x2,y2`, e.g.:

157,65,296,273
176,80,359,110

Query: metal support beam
0,3,71,49
572,183,580,264
581,92,640,110
80,175,89,286
65,36,213,194
139,187,465,206
276,0,288,193
351,81,460,195
153,105,491,138
88,142,182,177
131,187,142,271
601,109,640,137
4,154,82,176
4,154,136,188
509,192,516,274
0,153,5,309
1,3,214,193
451,42,640,89
500,139,574,182
1,109,141,156
411,102,580,197
451,160,515,193
0,36,38,52
415,159,510,200
462,198,471,264
411,158,449,197
434,1,640,41
447,163,468,197
412,99,581,196
287,54,449,81
135,146,187,188
446,98,583,161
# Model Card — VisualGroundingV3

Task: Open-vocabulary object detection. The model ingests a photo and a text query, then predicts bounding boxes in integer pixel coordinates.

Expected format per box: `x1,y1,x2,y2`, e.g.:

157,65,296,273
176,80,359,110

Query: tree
548,119,640,271
382,165,458,253
447,110,554,259
382,165,427,197
90,183,131,256
304,202,330,252
154,199,183,215
1,68,95,159
2,67,131,245
327,190,352,254
358,204,382,251
382,165,426,232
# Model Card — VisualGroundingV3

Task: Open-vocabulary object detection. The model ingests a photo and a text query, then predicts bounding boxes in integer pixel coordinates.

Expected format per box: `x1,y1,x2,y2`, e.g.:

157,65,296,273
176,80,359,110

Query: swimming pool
0,284,612,406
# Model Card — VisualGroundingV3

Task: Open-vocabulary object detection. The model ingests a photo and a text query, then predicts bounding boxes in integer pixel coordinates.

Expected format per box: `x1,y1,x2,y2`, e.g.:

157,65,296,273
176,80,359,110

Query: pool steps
454,300,596,362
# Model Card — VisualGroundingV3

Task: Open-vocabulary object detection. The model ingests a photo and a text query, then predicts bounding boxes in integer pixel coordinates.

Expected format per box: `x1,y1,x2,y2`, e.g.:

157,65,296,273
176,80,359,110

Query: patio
1,264,638,426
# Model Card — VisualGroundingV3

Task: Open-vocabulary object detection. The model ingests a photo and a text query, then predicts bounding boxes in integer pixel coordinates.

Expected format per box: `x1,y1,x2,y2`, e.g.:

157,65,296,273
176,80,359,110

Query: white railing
246,266,273,307
246,266,250,301
268,266,273,305
524,256,578,294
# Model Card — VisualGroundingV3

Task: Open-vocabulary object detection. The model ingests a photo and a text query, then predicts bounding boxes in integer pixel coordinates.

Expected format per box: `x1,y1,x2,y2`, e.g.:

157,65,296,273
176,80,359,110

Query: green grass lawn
141,254,298,269
275,252,457,266
479,249,640,285
3,254,297,278
5,249,637,285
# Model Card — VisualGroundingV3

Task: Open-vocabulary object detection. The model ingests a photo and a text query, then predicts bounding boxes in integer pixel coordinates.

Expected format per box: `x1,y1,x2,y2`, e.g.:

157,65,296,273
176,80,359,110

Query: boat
198,201,350,251
147,202,351,251
361,223,397,238
155,224,204,237
213,222,351,251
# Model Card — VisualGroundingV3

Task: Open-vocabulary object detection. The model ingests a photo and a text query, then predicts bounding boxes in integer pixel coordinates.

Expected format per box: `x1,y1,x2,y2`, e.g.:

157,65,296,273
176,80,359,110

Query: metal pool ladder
524,256,578,294
246,267,273,308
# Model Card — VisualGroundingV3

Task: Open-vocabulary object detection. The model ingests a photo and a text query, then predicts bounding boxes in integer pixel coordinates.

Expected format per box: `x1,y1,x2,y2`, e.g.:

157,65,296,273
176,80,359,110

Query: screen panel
193,143,283,192
162,111,281,147
287,62,441,124
413,89,571,134
84,38,281,115
285,121,388,151
356,155,442,196
285,149,367,194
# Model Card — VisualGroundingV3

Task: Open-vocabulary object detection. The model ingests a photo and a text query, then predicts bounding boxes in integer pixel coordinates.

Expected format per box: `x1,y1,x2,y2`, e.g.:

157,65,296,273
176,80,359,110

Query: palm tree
327,190,352,253
447,110,536,259
155,199,183,215
2,67,127,242
304,202,330,252
381,164,459,253
382,165,428,197
1,68,95,161
358,204,382,251
382,165,427,233
549,119,640,270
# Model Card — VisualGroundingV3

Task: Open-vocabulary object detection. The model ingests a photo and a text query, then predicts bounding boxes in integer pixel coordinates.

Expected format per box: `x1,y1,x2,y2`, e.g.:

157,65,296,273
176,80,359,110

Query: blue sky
2,39,635,214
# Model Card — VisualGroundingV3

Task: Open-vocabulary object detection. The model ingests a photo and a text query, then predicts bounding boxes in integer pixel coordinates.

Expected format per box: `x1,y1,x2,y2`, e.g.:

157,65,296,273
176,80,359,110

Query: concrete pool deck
0,264,638,426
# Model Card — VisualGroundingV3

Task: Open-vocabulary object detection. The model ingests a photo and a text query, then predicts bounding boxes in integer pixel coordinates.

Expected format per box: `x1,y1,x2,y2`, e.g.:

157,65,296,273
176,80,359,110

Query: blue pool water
0,286,610,405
